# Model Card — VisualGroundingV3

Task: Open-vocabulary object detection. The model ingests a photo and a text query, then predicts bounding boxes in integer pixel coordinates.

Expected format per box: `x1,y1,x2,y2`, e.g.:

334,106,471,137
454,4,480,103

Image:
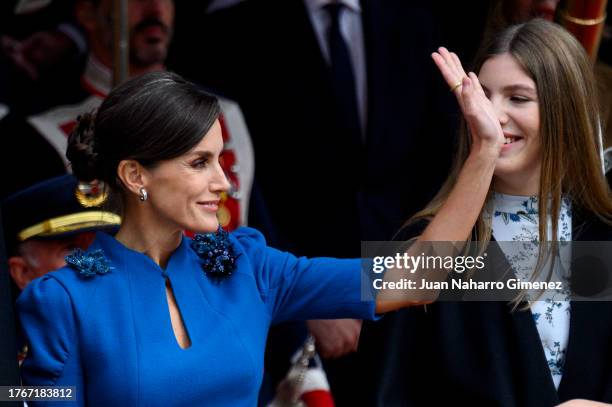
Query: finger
432,56,464,105
468,72,485,96
460,76,477,115
431,52,460,88
436,47,459,78
450,52,467,79
438,47,455,66
440,47,466,82
461,76,495,135
461,76,477,106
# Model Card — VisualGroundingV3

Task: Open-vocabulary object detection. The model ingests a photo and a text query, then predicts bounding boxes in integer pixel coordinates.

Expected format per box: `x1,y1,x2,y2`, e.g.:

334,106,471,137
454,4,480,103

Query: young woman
360,19,612,407
16,64,503,405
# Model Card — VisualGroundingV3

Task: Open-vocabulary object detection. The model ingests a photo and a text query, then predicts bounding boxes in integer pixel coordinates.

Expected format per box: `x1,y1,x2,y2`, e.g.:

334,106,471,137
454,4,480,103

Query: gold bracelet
560,11,607,26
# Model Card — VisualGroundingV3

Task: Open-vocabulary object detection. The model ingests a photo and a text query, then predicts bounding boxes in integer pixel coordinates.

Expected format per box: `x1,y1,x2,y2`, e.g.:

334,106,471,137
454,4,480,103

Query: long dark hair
67,71,220,204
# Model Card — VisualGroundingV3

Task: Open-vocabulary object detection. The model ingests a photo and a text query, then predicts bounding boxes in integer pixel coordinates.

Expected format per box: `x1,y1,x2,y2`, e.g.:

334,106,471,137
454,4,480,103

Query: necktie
324,2,362,143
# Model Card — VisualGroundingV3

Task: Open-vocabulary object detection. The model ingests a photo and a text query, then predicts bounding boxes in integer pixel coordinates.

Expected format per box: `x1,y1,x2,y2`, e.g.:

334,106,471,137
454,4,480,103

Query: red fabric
81,76,107,98
59,120,77,138
301,390,335,407
218,114,241,231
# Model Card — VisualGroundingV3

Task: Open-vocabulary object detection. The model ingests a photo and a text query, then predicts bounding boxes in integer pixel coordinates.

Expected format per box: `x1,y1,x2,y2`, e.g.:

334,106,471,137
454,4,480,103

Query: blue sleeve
17,274,85,406
233,227,377,324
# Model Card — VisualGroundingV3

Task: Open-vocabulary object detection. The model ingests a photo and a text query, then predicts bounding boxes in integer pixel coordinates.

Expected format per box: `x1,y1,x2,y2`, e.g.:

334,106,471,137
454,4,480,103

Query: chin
191,221,219,234
493,163,518,178
133,47,167,68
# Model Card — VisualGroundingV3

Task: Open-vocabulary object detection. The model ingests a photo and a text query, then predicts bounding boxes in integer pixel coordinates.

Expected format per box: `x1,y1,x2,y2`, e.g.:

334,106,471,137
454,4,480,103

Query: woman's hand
431,47,504,158
306,319,362,359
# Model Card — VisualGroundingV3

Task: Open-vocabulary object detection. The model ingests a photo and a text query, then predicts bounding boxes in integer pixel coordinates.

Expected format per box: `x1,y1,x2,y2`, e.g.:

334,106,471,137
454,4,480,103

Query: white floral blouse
490,192,572,389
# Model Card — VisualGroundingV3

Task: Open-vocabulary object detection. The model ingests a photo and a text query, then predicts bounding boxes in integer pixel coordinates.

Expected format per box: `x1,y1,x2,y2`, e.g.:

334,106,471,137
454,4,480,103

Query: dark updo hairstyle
67,71,220,208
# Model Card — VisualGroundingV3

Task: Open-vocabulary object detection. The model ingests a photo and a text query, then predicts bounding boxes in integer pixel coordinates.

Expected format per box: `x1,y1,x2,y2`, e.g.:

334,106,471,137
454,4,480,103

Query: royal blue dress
17,227,377,406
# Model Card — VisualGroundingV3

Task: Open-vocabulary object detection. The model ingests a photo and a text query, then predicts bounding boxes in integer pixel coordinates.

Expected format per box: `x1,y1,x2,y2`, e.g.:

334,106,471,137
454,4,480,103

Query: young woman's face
478,53,541,190
143,120,230,233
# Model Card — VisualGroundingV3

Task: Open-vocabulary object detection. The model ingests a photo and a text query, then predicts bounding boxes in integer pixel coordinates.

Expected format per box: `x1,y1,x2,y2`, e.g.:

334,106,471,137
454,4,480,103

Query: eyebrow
189,150,215,159
482,84,537,94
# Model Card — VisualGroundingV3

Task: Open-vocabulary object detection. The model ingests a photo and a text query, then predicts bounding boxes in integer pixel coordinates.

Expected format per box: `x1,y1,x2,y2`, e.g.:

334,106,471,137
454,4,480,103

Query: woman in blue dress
17,65,506,406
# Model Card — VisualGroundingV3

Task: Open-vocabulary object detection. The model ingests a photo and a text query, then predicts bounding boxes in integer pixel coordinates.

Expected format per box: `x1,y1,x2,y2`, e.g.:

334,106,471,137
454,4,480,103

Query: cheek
148,165,209,215
128,5,144,27
514,108,540,141
527,121,541,157
165,4,175,25
155,179,200,213
527,115,540,139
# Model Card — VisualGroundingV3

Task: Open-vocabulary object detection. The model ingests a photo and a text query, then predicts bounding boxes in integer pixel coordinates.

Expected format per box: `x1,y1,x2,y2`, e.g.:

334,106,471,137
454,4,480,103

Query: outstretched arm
375,48,504,314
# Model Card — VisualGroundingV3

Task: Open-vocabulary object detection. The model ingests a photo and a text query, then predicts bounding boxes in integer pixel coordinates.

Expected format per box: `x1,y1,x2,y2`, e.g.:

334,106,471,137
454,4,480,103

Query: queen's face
478,53,541,192
143,120,230,233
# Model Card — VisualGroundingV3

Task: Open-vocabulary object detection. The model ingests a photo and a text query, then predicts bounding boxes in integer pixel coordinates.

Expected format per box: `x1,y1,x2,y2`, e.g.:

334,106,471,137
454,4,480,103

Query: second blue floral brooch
191,227,238,279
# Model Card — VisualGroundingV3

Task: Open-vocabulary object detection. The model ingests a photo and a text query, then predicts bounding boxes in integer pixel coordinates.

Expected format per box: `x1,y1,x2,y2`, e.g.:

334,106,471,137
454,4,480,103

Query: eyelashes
191,159,208,168
510,96,530,103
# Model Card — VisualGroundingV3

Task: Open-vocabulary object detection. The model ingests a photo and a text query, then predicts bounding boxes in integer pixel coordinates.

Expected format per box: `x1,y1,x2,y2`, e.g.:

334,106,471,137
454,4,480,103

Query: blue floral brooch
191,227,238,279
65,249,113,278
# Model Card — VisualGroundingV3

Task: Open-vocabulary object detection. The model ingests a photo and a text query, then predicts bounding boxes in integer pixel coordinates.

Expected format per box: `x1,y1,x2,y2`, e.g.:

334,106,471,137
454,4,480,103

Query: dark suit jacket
170,0,457,258
359,212,612,406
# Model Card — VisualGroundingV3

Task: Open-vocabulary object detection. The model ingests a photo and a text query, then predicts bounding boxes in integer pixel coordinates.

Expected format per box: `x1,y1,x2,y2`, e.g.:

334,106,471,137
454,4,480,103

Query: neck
128,62,165,77
115,201,182,269
493,170,540,196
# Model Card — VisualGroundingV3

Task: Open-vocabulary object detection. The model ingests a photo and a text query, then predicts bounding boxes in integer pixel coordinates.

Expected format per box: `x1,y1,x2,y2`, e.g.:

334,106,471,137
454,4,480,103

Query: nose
210,162,231,194
149,0,164,15
490,97,510,126
139,0,168,18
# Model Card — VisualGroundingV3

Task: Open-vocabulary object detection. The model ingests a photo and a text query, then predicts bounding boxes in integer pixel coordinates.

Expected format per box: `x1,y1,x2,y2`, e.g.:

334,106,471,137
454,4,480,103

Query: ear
117,159,149,198
75,0,97,33
8,256,30,291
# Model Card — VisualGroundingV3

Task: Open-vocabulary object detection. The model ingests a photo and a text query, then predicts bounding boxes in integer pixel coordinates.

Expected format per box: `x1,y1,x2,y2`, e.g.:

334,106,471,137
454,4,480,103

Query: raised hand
431,47,504,156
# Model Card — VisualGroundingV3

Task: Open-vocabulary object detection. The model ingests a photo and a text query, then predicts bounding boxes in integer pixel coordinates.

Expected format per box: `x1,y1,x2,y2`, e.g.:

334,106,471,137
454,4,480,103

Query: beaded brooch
64,228,237,280
191,226,238,279
65,249,113,278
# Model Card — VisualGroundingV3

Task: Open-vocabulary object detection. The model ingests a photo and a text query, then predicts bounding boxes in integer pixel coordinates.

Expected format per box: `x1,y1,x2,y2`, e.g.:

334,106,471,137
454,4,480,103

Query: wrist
467,144,500,164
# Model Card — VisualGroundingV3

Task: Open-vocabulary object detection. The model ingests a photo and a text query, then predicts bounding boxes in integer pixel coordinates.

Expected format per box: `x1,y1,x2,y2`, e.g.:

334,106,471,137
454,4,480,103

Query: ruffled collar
492,192,538,215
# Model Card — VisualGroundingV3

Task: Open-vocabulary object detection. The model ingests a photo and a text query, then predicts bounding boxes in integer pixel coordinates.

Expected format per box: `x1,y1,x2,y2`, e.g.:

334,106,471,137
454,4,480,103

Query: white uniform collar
81,55,112,98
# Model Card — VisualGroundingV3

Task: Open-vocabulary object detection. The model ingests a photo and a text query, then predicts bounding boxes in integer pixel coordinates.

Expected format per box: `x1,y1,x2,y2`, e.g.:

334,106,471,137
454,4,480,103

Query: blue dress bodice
18,227,376,406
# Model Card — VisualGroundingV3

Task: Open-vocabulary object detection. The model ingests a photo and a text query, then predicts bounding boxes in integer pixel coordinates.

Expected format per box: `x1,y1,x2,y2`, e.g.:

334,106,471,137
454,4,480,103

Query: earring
139,187,148,202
